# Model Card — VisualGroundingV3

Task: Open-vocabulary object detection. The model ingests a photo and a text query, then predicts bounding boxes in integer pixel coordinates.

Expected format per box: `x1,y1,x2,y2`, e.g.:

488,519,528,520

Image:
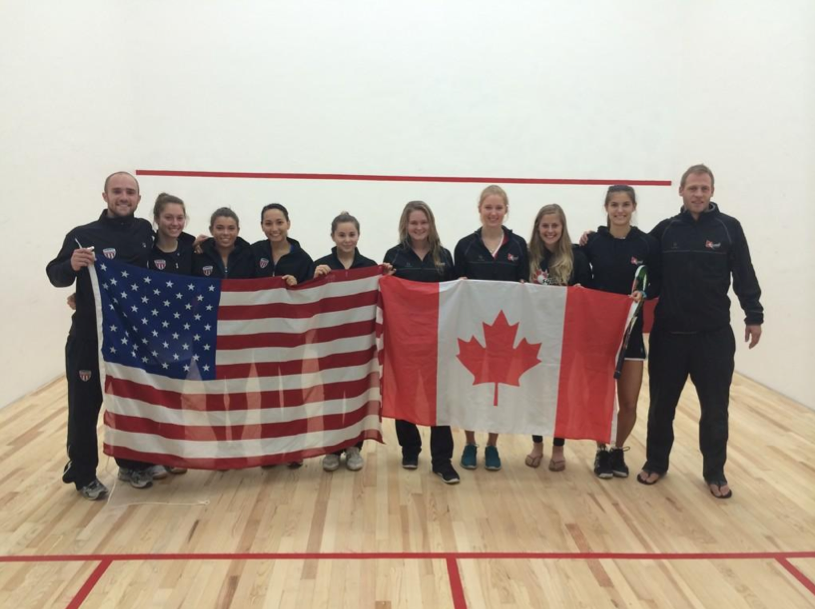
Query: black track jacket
649,203,763,333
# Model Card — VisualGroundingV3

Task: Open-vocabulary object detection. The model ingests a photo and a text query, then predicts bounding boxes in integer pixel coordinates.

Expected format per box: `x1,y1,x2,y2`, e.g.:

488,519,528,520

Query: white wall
1,1,812,408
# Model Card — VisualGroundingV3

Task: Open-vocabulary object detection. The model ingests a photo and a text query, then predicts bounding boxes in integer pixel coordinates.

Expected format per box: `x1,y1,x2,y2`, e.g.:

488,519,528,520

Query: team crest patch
705,240,721,250
154,259,166,270
79,370,92,382
103,248,116,259
259,258,270,269
202,265,213,276
631,257,643,265
507,253,518,262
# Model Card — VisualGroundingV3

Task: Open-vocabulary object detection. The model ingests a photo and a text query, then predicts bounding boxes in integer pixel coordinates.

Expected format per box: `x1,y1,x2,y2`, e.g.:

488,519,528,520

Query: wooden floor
1,370,814,608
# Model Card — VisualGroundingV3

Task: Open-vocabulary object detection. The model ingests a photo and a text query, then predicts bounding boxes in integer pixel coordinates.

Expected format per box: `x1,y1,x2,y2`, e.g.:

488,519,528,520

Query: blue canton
95,259,221,380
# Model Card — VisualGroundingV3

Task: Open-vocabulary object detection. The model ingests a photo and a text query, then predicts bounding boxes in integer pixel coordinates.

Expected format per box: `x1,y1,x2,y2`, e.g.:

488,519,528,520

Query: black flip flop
708,482,733,499
636,470,661,485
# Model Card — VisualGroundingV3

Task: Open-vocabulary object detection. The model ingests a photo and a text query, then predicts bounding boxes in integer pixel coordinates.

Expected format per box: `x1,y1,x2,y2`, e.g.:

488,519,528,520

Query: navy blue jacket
582,226,660,297
251,238,314,284
649,203,763,333
192,237,255,279
47,211,153,338
314,247,377,271
384,244,456,283
454,227,528,282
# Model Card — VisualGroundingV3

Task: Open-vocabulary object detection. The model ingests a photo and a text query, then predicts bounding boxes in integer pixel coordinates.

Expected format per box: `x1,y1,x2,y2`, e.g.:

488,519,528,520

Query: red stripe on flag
218,290,379,320
103,429,384,469
105,400,379,441
220,265,383,292
380,276,440,424
216,347,376,379
106,373,379,411
554,288,630,441
217,319,375,350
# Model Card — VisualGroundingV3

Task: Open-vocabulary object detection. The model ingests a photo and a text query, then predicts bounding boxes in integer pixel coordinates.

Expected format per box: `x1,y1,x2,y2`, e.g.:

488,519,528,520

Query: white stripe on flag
220,275,381,306
106,360,378,393
105,414,381,458
106,391,381,427
217,305,375,336
215,334,377,366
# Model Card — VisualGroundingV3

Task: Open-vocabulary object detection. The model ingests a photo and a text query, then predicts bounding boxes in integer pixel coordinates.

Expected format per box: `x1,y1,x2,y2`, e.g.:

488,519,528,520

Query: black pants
395,420,453,468
644,326,735,483
532,436,565,446
65,334,150,488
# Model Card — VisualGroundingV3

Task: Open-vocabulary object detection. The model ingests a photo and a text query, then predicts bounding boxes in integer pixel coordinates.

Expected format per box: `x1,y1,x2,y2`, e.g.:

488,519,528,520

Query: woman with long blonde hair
384,201,460,484
455,185,529,472
525,204,591,471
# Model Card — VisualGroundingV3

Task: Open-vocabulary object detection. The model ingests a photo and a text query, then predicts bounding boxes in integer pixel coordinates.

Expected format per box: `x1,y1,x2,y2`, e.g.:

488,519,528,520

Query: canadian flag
380,277,635,443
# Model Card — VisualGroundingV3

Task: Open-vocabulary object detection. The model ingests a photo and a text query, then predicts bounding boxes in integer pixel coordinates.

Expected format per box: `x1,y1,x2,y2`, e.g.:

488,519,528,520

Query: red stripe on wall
105,399,379,441
217,319,375,350
380,276,440,425
136,169,672,187
218,290,379,321
105,372,379,411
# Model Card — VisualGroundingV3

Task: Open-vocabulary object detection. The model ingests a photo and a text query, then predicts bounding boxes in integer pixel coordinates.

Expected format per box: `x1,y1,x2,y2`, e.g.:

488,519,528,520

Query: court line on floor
19,551,812,609
65,559,111,609
777,558,815,598
135,169,672,187
4,550,815,563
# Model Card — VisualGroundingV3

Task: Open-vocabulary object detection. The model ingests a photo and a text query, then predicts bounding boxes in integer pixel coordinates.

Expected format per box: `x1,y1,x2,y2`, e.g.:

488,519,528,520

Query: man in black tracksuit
639,165,763,499
46,172,154,500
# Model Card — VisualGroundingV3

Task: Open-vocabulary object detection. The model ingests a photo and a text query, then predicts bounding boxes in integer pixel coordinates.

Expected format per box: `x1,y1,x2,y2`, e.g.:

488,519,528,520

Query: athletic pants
65,334,150,488
644,326,735,483
395,420,454,469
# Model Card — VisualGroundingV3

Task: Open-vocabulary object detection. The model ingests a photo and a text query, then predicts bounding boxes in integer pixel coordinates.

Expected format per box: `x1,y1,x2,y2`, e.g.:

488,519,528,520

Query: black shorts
624,316,647,361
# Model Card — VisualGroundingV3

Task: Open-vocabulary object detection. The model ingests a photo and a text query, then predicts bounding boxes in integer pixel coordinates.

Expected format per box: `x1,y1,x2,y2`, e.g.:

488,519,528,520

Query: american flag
90,259,383,469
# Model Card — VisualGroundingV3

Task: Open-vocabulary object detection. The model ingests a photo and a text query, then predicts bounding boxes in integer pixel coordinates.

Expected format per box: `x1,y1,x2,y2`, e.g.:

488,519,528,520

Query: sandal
548,457,566,472
708,481,733,500
525,453,543,468
636,469,661,485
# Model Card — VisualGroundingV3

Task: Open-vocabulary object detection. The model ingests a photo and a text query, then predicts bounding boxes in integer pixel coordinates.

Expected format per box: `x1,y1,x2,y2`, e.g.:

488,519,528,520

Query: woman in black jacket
192,208,255,279
455,185,528,473
313,211,378,473
525,204,591,472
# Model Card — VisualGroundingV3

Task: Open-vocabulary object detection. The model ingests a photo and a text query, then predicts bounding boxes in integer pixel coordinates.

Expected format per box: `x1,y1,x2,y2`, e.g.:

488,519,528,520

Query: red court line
66,558,112,609
135,169,672,187
446,557,468,609
777,558,815,598
2,550,815,563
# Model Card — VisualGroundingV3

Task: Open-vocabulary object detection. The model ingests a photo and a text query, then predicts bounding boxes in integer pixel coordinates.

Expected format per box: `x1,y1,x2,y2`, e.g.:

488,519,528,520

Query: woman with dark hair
581,185,659,479
524,203,591,472
384,201,460,484
251,203,314,285
192,208,255,279
313,211,378,473
455,185,528,472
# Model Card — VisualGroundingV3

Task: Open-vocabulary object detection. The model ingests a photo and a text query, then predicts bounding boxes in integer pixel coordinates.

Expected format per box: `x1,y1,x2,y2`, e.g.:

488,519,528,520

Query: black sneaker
62,460,75,484
610,447,630,478
594,449,613,479
402,455,419,470
433,464,461,485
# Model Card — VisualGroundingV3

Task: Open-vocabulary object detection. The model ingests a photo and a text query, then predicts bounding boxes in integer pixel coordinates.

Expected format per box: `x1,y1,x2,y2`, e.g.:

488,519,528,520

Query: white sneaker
345,446,364,471
148,465,169,480
322,453,341,472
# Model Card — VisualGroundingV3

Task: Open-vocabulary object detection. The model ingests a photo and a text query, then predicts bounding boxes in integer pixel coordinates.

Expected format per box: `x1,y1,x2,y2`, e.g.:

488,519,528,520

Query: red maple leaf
457,311,541,406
